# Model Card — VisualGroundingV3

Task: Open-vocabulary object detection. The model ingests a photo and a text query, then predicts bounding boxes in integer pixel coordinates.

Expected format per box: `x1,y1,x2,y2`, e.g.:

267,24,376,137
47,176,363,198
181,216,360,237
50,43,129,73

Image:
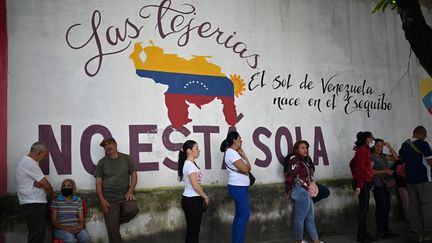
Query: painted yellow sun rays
230,74,246,97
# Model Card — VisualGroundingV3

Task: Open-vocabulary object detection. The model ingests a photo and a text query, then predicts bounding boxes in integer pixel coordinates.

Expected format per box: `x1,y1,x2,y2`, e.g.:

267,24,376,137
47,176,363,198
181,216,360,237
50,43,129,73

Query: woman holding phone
220,131,252,243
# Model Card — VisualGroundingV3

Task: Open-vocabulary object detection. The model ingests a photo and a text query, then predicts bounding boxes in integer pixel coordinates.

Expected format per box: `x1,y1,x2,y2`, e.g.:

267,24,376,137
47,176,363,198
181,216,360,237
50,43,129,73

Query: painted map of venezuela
420,78,432,115
130,41,245,129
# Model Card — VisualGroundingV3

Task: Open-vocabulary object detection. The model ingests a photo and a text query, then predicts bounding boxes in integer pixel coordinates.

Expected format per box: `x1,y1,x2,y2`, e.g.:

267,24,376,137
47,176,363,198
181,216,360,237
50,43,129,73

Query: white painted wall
7,0,432,191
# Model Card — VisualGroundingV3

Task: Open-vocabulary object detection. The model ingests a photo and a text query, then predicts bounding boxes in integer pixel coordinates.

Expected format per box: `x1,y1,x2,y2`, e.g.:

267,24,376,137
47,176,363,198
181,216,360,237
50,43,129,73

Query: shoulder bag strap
193,162,201,170
406,139,423,155
223,152,241,173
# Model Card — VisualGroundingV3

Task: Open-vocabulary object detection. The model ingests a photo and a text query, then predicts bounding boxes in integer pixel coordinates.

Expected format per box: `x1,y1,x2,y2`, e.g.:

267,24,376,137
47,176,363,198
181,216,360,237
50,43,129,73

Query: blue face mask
368,140,375,148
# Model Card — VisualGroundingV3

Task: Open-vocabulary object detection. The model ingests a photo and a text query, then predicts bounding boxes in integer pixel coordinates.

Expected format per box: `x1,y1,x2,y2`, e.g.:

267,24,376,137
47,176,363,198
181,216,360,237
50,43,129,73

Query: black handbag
248,172,256,186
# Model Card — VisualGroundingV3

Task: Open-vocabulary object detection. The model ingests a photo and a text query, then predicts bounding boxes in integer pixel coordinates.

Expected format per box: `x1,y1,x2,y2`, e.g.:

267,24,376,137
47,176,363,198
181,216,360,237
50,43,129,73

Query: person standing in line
398,126,432,236
178,140,209,243
284,140,323,243
50,178,90,243
283,141,330,204
350,131,377,243
220,131,252,243
308,161,330,204
15,141,55,243
370,139,398,239
95,137,139,243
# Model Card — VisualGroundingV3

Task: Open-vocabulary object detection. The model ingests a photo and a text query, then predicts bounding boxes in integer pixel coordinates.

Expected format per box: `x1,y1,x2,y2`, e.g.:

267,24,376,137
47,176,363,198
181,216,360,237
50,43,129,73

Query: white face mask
368,140,375,148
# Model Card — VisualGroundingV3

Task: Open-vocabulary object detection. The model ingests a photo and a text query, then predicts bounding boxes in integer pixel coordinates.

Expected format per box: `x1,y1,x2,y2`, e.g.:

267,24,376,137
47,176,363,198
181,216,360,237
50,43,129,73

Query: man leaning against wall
15,141,55,243
398,126,432,237
95,137,139,243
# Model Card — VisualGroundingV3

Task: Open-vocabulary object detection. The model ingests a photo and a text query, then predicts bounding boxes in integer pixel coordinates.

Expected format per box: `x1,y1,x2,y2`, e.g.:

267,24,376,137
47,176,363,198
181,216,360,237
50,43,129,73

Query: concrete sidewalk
254,221,432,243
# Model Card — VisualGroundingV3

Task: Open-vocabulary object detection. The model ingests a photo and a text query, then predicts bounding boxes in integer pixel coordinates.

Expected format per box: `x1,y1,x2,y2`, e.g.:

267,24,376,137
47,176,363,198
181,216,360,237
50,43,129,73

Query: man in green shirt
95,137,139,243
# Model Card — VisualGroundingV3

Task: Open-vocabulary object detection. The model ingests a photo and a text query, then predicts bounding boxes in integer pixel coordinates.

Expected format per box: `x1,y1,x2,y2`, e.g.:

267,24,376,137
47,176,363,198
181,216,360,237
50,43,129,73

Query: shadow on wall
1,179,407,243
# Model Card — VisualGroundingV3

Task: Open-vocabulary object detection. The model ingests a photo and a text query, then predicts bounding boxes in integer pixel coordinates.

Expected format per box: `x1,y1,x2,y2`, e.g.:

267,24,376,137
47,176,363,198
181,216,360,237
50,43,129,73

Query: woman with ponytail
178,140,209,243
220,131,252,243
350,131,377,243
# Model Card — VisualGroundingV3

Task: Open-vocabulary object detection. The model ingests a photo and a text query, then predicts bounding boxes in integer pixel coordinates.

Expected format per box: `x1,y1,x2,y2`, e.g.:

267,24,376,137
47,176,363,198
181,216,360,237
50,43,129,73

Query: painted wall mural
421,78,432,114
130,41,240,128
6,0,432,191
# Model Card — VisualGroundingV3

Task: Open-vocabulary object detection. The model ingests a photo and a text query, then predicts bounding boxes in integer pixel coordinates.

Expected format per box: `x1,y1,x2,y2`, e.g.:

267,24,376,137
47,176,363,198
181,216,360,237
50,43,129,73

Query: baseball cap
100,137,116,147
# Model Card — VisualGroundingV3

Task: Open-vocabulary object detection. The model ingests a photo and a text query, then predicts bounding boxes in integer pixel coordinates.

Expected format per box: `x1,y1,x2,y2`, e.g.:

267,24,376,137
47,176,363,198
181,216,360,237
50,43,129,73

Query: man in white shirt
16,141,55,243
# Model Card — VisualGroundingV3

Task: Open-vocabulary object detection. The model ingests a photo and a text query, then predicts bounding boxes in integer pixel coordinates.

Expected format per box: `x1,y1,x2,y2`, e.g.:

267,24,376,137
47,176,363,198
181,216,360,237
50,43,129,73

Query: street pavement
255,221,432,243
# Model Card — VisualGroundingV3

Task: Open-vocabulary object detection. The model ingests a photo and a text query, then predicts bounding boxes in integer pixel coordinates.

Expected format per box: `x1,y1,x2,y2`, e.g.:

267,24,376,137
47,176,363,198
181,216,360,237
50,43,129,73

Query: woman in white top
220,131,252,243
178,140,209,243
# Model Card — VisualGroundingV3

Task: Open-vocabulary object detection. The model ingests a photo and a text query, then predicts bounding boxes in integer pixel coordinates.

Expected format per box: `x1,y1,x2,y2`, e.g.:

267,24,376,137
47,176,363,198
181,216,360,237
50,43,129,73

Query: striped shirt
51,194,83,226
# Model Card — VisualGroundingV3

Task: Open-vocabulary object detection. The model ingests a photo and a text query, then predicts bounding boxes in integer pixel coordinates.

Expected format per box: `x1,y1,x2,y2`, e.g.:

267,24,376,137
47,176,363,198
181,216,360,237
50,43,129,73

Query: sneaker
301,240,308,243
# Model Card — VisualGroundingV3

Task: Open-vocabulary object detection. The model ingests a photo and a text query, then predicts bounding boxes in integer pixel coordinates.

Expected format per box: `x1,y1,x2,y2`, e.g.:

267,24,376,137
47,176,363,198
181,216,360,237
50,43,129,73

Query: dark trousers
20,203,48,243
181,196,203,243
407,182,432,232
313,182,330,203
104,200,139,243
354,181,372,236
373,186,391,233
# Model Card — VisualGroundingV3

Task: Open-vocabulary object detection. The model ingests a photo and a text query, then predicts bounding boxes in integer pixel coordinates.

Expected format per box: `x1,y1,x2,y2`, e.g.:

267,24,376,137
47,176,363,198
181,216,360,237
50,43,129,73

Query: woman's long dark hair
178,140,197,181
284,140,312,173
293,140,309,157
220,131,240,152
354,131,372,148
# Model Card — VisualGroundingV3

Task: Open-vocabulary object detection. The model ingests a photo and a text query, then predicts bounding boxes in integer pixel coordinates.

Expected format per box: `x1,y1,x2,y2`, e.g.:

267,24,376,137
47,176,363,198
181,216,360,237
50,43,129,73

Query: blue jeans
53,228,90,243
291,184,319,241
228,185,250,243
